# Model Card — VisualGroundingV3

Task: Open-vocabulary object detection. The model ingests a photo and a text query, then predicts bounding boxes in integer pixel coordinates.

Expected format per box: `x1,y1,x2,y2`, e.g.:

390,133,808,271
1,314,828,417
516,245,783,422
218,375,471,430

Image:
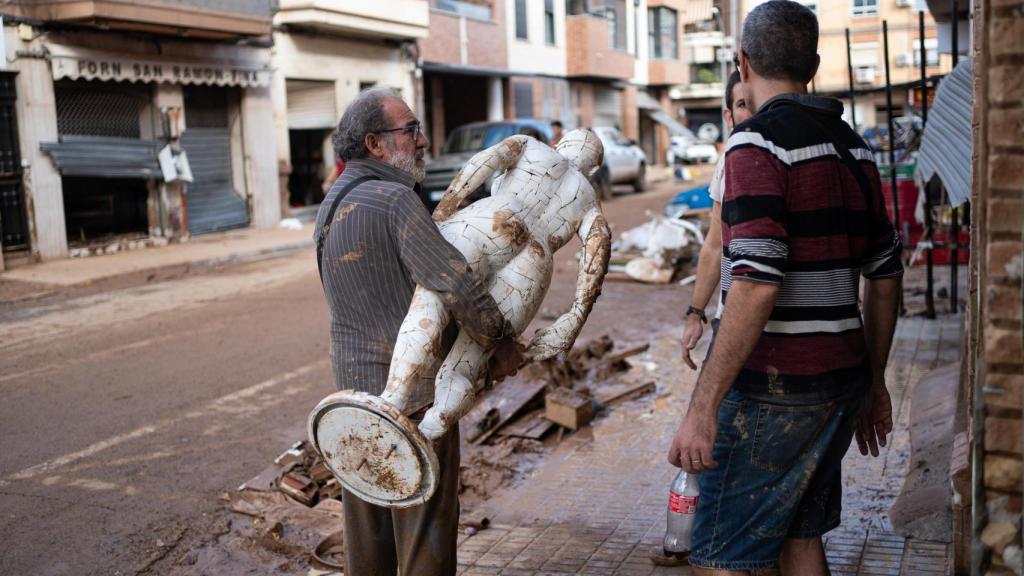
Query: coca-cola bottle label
668,491,699,514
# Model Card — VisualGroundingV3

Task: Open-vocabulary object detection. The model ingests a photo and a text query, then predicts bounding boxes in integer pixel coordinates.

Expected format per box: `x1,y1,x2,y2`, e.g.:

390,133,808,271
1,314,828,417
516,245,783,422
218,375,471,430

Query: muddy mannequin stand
307,391,439,508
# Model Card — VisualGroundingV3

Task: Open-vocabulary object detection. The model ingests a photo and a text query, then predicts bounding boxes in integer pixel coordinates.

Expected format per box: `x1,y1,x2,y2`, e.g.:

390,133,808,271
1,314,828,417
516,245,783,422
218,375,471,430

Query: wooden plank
464,378,548,445
603,343,650,365
596,381,656,405
499,409,556,440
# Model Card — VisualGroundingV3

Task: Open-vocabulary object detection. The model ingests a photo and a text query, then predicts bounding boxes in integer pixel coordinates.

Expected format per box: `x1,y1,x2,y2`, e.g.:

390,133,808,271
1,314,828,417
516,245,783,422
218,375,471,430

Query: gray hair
331,87,404,162
741,0,819,83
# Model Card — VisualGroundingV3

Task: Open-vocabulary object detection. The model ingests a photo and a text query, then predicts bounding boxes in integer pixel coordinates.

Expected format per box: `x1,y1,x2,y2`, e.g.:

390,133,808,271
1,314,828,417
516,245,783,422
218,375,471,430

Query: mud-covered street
0,175,696,575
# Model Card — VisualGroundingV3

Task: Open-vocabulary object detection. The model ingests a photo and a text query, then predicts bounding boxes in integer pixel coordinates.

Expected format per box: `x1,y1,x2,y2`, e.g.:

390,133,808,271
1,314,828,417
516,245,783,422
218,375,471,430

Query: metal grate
55,81,148,138
0,72,28,251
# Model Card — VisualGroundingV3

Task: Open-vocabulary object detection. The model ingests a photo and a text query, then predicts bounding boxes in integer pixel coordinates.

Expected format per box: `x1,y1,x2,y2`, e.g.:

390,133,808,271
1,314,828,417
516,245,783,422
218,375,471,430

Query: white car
668,135,719,165
592,126,648,193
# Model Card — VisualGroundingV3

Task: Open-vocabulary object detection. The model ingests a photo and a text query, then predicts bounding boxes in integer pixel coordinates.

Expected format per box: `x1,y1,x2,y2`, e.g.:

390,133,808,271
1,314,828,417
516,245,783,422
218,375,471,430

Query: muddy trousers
342,427,460,576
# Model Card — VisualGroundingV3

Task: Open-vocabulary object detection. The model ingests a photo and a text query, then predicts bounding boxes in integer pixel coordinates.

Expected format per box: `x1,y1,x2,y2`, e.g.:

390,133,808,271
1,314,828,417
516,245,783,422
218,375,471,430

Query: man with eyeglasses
314,87,520,576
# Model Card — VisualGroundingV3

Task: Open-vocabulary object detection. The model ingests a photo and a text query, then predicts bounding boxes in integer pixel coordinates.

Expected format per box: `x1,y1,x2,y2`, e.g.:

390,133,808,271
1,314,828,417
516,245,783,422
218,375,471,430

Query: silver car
592,126,648,194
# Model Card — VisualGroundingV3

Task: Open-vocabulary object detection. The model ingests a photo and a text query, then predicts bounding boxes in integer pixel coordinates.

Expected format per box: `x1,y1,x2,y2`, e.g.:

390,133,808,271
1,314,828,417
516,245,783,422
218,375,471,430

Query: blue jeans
688,386,865,571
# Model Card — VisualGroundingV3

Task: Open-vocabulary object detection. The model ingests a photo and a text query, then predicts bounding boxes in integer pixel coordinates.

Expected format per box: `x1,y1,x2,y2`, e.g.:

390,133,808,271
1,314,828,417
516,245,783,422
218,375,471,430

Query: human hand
667,405,719,474
681,314,705,370
855,381,893,457
488,337,526,382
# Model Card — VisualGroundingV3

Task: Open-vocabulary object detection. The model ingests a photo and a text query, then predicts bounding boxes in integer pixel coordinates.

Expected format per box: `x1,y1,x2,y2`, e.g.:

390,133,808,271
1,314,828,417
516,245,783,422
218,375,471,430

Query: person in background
667,1,903,573
550,120,564,146
680,70,752,370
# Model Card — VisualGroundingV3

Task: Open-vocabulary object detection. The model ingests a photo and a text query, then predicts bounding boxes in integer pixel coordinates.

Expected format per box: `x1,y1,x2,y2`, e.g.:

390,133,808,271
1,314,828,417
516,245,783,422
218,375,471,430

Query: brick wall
621,86,639,141
565,14,634,80
419,2,508,69
973,0,1024,571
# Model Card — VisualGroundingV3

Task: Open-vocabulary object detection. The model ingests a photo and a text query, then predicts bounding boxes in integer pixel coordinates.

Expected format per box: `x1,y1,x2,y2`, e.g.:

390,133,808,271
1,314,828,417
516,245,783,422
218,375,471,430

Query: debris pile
609,211,705,284
211,335,657,573
208,441,347,574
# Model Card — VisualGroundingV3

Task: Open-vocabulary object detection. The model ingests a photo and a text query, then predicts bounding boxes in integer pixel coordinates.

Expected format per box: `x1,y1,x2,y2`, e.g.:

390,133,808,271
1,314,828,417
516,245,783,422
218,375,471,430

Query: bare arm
856,275,902,456
668,279,779,470
682,201,723,369
433,135,530,222
525,207,611,361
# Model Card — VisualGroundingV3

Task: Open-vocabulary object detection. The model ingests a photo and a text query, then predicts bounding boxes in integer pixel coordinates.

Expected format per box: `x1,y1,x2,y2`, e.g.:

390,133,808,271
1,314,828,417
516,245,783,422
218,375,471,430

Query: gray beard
387,143,426,183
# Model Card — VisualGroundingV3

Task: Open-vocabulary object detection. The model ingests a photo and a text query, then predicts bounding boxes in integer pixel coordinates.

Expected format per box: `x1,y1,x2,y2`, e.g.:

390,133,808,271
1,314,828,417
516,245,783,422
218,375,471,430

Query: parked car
592,126,648,194
667,134,719,165
420,119,553,208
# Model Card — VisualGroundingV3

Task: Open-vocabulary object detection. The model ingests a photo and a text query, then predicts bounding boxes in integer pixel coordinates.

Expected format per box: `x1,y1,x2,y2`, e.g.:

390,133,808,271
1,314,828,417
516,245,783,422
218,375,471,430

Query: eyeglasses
379,122,422,142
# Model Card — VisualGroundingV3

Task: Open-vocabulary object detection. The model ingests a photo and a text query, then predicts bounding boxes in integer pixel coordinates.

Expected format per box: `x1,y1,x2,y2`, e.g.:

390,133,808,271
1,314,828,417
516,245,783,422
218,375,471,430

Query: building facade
675,0,950,139
0,0,280,263
271,0,428,212
419,0,511,157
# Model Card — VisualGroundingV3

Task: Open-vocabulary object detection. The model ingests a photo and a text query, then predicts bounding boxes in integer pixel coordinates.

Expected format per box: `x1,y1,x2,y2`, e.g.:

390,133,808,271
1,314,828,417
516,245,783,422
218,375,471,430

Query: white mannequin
380,129,611,440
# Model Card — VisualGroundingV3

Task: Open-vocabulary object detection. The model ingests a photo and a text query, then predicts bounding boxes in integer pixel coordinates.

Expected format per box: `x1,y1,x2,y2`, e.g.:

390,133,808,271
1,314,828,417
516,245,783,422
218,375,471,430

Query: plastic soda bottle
663,469,700,556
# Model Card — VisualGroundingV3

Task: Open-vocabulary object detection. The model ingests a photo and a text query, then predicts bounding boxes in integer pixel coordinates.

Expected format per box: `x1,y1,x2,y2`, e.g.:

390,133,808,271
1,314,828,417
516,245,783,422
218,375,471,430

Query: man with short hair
681,70,752,370
666,2,903,574
315,87,517,576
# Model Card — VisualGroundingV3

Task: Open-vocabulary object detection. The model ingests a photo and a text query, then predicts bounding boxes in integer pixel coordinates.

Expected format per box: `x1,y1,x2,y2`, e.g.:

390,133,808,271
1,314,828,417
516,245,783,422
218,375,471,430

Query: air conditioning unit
895,53,912,67
855,66,876,83
895,0,912,7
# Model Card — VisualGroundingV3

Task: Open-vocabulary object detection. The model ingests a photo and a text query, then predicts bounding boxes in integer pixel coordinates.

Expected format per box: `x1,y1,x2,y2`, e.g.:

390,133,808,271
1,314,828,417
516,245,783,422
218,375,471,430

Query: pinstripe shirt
314,158,508,413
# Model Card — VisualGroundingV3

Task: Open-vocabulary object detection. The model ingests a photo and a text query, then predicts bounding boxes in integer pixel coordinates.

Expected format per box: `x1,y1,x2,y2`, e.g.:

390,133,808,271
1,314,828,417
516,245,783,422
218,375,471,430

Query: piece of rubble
544,387,594,431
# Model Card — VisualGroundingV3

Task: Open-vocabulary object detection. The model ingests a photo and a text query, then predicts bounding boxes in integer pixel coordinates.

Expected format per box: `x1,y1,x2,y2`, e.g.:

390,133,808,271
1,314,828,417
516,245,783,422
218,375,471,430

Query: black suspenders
316,175,379,283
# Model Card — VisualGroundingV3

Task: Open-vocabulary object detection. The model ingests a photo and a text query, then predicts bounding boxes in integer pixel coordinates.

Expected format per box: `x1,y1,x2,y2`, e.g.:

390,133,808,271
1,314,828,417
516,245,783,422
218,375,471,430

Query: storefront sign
51,54,271,87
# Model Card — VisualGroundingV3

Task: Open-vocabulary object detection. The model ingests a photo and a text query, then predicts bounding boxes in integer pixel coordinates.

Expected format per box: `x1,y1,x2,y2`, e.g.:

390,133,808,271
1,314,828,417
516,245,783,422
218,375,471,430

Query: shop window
513,82,534,118
63,177,148,243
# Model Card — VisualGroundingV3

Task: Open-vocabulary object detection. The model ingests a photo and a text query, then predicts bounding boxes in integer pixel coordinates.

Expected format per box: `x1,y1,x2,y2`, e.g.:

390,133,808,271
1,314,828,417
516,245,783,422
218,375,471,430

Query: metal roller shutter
182,86,248,235
287,80,337,130
593,85,622,129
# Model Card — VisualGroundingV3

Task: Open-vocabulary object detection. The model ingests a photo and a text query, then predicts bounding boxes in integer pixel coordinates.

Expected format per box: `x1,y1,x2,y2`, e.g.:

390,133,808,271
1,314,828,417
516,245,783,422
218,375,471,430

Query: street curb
182,238,314,273
0,239,315,306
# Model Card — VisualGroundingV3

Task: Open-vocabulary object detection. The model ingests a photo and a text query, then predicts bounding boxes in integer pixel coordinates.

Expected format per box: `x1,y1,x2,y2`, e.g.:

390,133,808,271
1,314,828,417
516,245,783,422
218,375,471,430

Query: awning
638,91,696,138
915,59,973,207
682,0,715,25
42,136,162,179
47,44,272,88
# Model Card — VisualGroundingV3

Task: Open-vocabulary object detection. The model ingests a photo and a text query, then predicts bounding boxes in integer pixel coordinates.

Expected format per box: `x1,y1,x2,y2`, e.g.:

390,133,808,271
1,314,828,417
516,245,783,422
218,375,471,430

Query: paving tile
455,317,955,575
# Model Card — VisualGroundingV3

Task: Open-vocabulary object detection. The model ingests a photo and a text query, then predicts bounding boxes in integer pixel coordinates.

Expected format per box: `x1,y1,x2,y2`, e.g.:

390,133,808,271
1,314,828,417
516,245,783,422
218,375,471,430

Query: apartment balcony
648,59,687,86
13,0,274,39
565,14,634,80
276,0,429,40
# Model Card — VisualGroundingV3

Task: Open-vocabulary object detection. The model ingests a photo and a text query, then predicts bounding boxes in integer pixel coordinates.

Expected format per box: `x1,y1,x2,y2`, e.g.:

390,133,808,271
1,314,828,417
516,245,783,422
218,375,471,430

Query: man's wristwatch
686,305,708,325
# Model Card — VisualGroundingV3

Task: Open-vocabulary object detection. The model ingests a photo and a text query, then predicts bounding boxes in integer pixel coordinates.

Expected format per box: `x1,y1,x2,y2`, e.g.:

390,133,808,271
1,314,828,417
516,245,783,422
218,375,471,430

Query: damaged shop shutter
593,86,622,129
181,86,248,235
41,136,162,178
287,80,338,130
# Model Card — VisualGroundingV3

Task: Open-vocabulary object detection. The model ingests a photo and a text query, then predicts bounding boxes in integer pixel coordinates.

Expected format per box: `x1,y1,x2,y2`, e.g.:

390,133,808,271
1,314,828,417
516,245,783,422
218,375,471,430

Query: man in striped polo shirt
667,1,904,573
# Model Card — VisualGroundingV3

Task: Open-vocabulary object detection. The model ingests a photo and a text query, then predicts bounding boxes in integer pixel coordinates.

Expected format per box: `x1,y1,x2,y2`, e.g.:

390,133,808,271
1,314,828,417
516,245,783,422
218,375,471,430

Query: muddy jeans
342,425,460,576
